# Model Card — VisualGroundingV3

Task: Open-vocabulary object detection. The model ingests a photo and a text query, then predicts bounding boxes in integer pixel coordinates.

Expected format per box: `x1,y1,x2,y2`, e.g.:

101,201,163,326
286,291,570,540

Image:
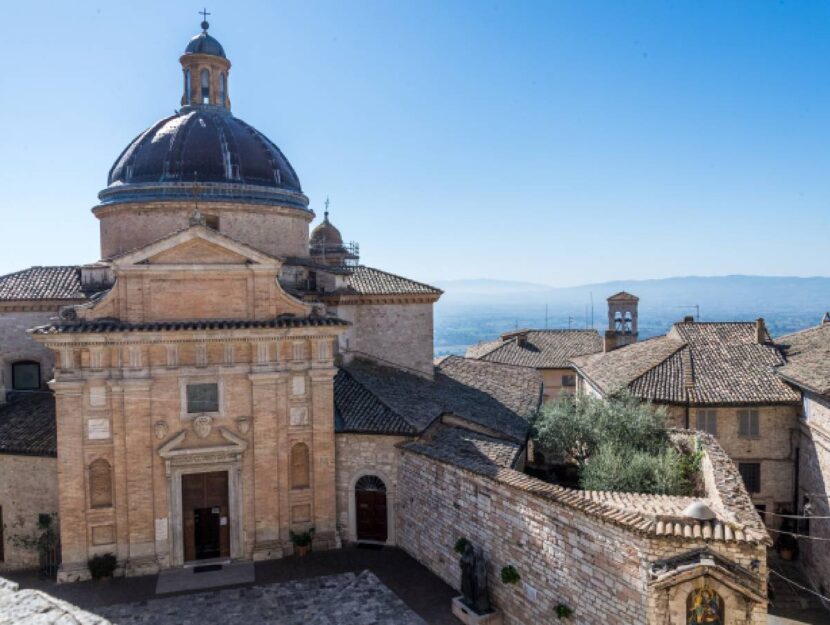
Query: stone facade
798,391,830,603
334,301,435,376
539,368,576,402
334,433,409,545
0,455,57,570
396,446,767,625
0,308,59,399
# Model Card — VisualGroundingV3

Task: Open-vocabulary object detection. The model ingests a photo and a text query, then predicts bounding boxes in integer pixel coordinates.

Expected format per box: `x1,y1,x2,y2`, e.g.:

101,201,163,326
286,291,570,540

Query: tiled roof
402,429,769,545
342,266,442,297
776,322,830,397
401,425,523,471
338,356,541,441
607,291,639,302
467,330,602,369
0,393,56,457
31,316,348,335
573,322,799,405
334,369,418,435
0,266,86,301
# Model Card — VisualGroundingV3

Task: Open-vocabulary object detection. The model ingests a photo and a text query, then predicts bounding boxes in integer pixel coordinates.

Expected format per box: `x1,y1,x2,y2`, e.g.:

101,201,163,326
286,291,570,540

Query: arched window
184,69,192,105
290,443,310,489
355,475,386,492
11,360,40,391
218,73,226,107
89,459,113,509
686,587,724,624
200,69,210,104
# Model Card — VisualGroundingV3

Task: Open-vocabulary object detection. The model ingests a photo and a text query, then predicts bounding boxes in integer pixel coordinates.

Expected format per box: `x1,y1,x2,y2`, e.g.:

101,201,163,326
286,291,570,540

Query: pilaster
309,366,337,549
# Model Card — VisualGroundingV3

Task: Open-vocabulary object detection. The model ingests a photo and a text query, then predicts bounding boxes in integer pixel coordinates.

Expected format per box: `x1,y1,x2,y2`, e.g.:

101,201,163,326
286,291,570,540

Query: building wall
539,368,576,402
0,455,58,570
798,391,830,603
0,309,60,397
95,201,311,260
334,302,434,376
396,449,767,625
334,433,409,545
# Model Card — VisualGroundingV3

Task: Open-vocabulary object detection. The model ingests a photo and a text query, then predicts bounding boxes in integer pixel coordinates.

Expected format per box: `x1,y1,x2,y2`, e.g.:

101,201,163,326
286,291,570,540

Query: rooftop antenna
676,305,700,321
545,304,548,329
568,316,576,330
590,291,594,329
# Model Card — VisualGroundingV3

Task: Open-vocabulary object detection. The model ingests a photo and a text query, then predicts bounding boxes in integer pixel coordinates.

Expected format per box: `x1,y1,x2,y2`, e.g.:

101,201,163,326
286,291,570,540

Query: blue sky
1,1,828,286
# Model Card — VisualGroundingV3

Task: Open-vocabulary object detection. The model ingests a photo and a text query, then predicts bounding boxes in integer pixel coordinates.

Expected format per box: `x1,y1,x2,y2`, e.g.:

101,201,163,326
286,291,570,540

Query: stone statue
459,543,491,614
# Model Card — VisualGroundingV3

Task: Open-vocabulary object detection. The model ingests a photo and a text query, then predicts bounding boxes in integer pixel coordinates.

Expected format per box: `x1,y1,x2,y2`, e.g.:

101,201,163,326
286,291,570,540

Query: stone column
51,379,87,582
309,367,338,549
249,371,285,560
121,378,158,576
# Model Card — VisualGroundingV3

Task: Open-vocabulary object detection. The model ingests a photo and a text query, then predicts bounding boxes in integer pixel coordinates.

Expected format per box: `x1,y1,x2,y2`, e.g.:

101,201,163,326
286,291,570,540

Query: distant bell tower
604,291,639,352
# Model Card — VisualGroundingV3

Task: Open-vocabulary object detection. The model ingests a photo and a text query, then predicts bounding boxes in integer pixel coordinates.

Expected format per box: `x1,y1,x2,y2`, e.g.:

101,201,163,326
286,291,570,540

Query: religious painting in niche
89,459,113,509
686,586,724,625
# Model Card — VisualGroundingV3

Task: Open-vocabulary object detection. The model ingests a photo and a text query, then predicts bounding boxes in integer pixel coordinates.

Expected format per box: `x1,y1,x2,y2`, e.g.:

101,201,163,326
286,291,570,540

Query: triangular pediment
112,225,281,268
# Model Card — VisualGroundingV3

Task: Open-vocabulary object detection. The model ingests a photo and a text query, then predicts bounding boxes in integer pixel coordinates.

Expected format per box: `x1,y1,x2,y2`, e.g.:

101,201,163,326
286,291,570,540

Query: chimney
683,315,695,324
755,318,766,344
822,312,830,325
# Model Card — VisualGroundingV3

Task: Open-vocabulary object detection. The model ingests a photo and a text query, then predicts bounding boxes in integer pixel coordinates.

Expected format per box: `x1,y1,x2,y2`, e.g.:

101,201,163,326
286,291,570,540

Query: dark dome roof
310,218,343,247
185,31,225,58
100,109,308,209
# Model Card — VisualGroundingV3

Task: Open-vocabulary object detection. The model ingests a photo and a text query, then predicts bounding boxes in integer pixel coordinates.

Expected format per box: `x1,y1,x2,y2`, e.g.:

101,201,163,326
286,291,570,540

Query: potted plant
454,537,471,555
88,553,117,580
290,527,315,557
500,565,520,585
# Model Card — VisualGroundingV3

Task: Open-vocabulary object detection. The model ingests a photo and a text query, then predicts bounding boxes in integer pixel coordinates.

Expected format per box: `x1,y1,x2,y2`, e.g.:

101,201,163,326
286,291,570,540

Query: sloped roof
0,266,86,301
31,316,348,335
573,322,799,405
401,425,523,471
776,322,830,397
342,266,442,297
607,291,639,302
337,356,541,441
0,393,56,457
467,329,602,369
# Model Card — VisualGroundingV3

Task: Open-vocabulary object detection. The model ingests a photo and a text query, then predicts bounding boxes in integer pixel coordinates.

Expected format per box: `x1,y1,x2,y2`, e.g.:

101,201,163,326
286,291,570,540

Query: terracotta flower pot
294,544,311,557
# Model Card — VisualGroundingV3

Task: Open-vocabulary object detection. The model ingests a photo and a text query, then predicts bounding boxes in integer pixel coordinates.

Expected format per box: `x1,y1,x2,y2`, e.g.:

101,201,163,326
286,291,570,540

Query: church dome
99,108,308,210
310,216,344,248
184,31,226,58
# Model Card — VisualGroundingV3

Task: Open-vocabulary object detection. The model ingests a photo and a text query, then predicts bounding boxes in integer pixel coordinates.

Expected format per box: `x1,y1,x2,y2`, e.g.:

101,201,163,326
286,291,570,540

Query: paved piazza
95,571,426,625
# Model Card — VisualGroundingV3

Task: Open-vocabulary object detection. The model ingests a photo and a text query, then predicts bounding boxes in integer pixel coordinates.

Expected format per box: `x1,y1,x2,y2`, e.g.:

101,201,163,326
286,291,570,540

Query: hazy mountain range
434,275,830,356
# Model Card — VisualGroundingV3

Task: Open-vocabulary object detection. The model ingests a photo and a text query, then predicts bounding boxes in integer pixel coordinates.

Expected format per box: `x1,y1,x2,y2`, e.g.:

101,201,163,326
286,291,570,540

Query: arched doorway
355,475,387,542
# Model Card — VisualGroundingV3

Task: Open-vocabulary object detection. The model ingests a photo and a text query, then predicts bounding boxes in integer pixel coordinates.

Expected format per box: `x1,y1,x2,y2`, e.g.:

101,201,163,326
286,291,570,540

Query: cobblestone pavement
95,571,426,625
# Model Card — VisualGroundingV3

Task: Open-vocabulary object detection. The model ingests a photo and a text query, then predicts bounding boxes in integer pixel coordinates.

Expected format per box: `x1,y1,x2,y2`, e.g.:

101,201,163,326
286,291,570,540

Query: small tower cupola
604,291,639,352
180,10,231,110
309,198,360,267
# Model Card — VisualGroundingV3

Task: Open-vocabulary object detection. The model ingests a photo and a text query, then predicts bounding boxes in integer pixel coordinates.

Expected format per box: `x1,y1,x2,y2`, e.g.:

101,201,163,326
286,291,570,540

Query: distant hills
434,275,830,356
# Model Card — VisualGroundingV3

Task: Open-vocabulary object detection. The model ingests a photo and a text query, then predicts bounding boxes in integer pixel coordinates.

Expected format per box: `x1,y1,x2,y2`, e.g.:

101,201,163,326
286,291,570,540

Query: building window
738,408,760,438
218,72,226,106
89,459,113,509
184,69,192,105
12,360,40,391
200,68,210,104
695,409,717,436
204,214,220,230
186,383,219,413
290,443,310,489
738,462,761,493
561,374,576,387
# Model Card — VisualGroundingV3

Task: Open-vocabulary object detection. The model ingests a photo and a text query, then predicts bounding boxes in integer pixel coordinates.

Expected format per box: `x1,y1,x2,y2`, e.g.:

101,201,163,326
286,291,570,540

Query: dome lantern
180,11,231,110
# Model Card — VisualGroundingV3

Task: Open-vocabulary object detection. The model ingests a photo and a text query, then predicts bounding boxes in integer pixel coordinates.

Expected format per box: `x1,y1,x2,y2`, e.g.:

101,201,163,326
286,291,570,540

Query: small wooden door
355,475,387,542
182,472,230,561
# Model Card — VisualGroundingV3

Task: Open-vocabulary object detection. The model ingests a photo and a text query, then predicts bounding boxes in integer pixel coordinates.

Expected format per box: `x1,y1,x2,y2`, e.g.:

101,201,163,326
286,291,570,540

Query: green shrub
454,537,470,555
88,553,117,579
500,565,520,584
289,527,315,547
554,602,574,619
581,444,694,496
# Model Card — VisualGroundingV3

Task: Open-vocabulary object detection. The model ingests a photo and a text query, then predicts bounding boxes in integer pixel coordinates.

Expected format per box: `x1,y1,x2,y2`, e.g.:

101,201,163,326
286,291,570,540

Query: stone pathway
95,571,427,625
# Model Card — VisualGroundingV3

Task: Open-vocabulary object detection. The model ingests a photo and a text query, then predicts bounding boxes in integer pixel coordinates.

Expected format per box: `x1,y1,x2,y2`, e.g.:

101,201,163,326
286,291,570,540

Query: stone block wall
798,391,830,605
0,309,59,398
334,434,409,544
0,455,58,570
396,448,767,625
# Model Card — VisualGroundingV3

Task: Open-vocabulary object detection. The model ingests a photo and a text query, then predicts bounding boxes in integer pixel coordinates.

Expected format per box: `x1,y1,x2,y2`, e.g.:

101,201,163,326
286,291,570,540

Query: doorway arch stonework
347,469,396,545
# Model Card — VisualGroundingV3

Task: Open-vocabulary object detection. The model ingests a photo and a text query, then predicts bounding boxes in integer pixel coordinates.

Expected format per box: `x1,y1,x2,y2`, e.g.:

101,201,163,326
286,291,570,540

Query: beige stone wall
539,368,575,402
334,434,409,544
95,202,311,260
0,455,58,570
798,392,830,604
334,302,434,376
0,308,60,396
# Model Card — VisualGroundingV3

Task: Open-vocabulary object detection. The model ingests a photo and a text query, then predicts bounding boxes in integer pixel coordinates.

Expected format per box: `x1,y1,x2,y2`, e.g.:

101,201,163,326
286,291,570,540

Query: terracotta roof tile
31,317,348,335
343,266,442,297
468,329,602,369
776,323,830,397
0,266,86,301
0,393,56,457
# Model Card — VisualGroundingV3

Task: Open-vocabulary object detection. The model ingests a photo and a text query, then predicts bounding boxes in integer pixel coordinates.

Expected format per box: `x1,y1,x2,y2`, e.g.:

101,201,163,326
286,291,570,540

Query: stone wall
335,302,434,376
0,455,58,570
798,391,830,605
334,434,409,544
396,446,767,625
539,368,575,402
0,309,59,398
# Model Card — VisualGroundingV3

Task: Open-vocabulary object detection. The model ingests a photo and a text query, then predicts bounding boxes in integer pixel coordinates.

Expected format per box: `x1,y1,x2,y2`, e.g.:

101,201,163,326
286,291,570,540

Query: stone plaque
292,376,306,397
87,418,111,440
89,387,106,407
155,517,168,541
290,406,308,426
91,524,115,546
